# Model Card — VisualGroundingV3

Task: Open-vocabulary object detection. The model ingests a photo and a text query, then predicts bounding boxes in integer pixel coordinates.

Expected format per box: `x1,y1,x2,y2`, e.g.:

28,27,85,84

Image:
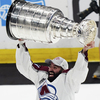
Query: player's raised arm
66,41,95,93
16,40,39,84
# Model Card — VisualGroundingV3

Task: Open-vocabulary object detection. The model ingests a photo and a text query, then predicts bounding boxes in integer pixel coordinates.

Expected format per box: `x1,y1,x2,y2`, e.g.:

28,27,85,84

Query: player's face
48,62,63,82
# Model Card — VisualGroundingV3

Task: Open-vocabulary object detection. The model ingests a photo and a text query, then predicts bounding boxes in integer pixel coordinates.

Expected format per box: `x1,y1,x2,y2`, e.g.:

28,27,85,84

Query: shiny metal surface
6,0,97,45
77,19,97,45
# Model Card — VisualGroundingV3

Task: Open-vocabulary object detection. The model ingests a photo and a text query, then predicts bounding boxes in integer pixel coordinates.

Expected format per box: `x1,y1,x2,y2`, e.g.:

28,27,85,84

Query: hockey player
16,40,95,100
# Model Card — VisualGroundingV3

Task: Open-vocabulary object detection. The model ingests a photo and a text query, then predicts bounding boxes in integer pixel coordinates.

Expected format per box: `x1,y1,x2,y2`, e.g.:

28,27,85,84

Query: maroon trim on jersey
32,63,39,70
22,43,28,51
17,43,28,51
62,69,70,73
81,49,88,61
39,65,49,72
17,44,20,48
84,50,88,61
32,63,70,73
32,63,49,72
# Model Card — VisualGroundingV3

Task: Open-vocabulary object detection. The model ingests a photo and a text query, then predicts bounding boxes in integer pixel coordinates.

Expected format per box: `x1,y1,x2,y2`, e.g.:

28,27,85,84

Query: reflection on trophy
6,0,97,45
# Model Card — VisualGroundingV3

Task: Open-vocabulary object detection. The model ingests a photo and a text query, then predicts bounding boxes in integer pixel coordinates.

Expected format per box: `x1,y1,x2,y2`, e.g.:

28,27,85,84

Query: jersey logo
38,81,58,100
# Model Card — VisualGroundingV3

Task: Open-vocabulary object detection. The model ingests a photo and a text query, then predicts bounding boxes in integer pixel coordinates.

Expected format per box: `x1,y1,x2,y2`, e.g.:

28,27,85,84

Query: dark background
0,62,100,85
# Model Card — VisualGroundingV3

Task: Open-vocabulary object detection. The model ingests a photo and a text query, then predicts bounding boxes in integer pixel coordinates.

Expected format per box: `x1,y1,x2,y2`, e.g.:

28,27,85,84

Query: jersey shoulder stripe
32,63,49,72
62,69,70,73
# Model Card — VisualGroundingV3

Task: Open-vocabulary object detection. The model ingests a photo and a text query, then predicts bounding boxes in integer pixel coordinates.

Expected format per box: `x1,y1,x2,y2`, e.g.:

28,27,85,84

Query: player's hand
82,41,95,53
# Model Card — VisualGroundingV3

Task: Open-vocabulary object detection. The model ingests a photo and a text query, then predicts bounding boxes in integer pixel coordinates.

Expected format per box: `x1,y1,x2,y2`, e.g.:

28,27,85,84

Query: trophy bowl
6,0,97,45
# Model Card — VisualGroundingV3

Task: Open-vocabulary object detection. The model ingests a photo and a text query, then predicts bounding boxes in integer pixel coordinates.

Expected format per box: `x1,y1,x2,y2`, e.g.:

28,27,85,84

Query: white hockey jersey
16,41,89,100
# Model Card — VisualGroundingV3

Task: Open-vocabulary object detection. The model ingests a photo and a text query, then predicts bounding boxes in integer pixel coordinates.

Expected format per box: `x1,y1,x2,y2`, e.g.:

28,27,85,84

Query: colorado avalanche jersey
16,41,89,100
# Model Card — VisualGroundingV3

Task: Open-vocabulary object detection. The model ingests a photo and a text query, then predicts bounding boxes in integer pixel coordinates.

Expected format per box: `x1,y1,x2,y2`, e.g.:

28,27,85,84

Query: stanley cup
6,0,97,45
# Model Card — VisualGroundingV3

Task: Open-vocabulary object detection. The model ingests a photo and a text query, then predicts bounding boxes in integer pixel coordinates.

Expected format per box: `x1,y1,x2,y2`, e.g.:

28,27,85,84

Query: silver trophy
6,0,97,45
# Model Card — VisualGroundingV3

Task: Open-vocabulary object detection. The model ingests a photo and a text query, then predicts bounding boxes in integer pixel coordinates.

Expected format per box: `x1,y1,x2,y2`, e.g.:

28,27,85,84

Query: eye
54,66,57,69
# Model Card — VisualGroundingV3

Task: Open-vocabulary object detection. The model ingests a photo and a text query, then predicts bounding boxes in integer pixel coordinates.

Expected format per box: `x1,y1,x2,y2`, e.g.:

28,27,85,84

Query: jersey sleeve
66,51,89,93
16,41,48,85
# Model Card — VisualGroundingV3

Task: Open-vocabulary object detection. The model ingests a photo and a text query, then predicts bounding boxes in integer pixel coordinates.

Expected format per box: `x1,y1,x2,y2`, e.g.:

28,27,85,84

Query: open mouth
49,72,55,77
49,74,54,77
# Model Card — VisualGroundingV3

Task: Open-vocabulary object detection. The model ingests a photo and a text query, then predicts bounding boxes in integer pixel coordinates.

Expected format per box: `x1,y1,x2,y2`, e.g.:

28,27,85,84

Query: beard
48,70,62,82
